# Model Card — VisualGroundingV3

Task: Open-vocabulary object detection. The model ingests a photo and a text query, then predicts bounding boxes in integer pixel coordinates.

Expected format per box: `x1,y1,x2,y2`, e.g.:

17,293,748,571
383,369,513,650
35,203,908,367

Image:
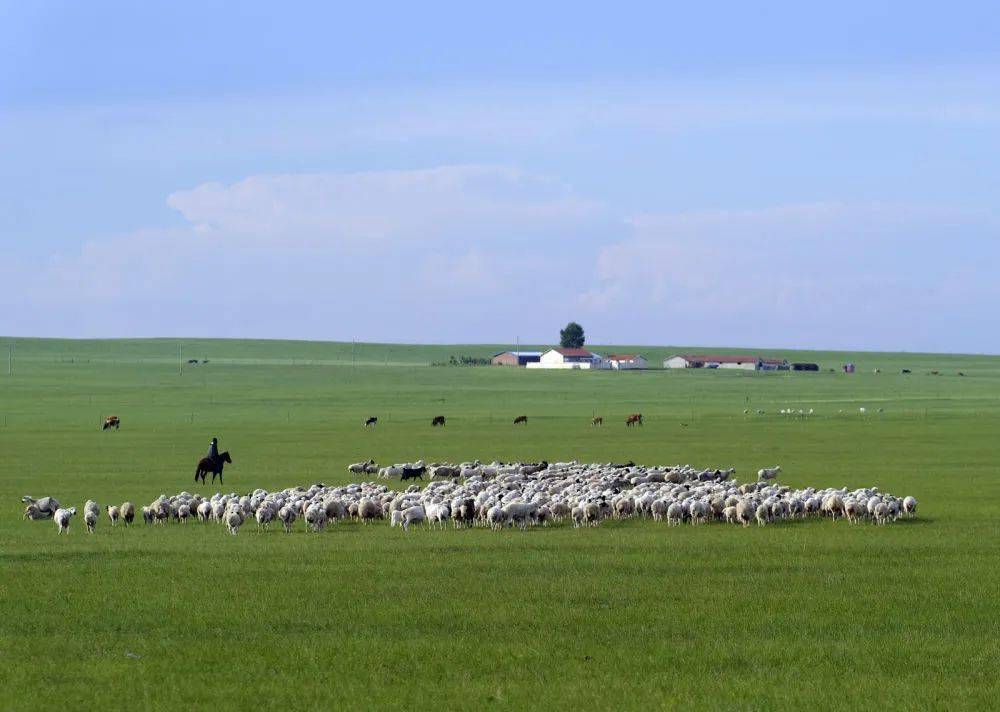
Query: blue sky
2,1,999,351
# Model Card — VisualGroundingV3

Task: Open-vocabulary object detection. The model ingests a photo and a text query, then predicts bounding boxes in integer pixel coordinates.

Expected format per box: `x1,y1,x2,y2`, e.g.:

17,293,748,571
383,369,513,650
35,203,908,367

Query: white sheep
902,496,917,517
121,501,135,526
54,507,76,534
757,466,781,481
107,505,121,526
225,508,243,535
84,508,98,533
278,506,297,532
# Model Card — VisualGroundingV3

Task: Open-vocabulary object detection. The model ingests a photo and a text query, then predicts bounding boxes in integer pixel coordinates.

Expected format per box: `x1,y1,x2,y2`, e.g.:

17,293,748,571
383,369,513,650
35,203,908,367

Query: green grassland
1,338,998,710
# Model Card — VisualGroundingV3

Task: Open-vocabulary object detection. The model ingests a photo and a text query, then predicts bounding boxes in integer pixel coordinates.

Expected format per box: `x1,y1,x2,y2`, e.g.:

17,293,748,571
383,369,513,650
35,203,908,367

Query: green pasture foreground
1,338,999,711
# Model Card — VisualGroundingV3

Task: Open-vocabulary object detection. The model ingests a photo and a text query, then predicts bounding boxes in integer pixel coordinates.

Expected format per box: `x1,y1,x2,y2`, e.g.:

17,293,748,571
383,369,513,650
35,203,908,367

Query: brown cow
513,415,527,425
102,415,120,431
592,416,603,426
626,413,643,427
431,415,446,427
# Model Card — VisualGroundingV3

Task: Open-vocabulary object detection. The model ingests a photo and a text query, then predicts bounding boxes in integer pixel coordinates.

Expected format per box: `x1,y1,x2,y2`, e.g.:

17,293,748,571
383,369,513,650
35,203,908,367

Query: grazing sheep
121,501,135,526
54,507,76,534
666,502,684,526
106,505,121,526
903,496,917,517
304,505,327,533
755,504,769,527
402,505,426,531
735,500,754,527
723,505,737,524
196,501,212,522
141,506,153,525
583,502,603,527
357,497,380,524
389,510,405,528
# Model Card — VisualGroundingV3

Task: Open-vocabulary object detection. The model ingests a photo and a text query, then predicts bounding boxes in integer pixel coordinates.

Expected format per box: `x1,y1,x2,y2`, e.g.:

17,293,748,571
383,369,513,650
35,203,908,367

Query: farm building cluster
491,348,648,370
492,348,814,372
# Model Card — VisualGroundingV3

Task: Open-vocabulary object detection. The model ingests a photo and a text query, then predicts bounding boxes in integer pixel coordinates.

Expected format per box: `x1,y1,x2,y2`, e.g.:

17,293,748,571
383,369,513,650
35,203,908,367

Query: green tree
559,322,585,349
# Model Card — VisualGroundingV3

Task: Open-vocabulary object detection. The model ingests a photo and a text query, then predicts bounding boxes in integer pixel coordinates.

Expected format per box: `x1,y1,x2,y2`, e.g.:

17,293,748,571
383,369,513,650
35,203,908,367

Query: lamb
106,505,121,526
121,501,135,525
757,466,781,481
54,507,76,534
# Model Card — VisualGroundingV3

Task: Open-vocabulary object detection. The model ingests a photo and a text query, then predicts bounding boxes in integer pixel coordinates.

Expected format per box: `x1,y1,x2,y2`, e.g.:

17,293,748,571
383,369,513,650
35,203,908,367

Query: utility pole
352,338,356,369
178,342,182,376
7,344,12,376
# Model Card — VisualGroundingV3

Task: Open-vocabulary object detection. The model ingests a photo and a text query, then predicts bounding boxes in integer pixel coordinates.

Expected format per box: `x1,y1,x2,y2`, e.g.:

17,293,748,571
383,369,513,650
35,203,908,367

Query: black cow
365,416,378,427
431,415,446,427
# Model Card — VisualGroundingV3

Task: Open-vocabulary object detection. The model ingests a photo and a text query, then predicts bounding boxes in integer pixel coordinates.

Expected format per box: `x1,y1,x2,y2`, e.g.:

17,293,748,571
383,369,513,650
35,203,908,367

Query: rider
207,437,220,464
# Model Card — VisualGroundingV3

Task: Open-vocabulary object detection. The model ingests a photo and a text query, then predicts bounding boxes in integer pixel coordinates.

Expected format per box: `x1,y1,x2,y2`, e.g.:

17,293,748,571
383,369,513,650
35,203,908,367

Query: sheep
357,497,380,524
735,500,754,527
277,506,297,532
903,496,917,517
141,506,153,525
176,504,191,523
121,501,135,525
389,510,405,528
305,505,327,533
255,505,274,530
723,505,738,524
757,466,781,481
486,504,507,531
84,507,98,533
22,496,60,518
666,502,684,526
107,505,121,526
401,505,426,531
225,508,244,535
54,507,76,534
196,501,212,521
650,499,668,522
583,502,603,527
755,504,769,527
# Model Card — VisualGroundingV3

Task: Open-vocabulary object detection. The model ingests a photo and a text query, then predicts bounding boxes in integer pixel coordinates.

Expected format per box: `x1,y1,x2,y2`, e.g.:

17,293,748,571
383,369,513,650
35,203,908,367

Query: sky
2,1,999,352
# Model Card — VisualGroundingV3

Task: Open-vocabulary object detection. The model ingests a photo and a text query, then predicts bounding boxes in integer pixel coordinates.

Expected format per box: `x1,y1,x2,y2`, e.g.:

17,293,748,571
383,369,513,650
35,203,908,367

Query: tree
559,322,585,349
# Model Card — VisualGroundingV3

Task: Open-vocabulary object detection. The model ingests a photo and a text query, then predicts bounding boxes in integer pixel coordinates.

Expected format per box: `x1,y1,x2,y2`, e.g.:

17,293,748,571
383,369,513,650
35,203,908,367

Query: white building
663,354,761,371
527,348,607,369
605,353,648,370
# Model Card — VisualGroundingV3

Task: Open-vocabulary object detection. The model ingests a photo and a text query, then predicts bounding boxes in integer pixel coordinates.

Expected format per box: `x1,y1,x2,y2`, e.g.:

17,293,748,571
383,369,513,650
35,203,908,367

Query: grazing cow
102,415,120,431
592,416,603,426
901,369,911,374
625,413,643,427
431,415,446,427
513,415,527,425
364,416,378,427
401,465,426,482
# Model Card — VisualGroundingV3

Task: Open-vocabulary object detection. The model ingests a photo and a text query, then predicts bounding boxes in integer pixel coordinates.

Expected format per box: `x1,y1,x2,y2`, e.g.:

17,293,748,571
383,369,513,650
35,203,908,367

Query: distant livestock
431,416,446,427
401,465,426,482
102,415,120,431
626,413,643,427
348,459,378,475
513,415,527,425
364,416,378,427
592,416,603,426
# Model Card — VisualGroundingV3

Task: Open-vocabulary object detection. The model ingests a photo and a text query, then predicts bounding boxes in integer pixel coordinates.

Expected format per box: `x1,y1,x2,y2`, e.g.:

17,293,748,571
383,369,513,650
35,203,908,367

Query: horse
592,416,603,426
102,415,120,431
431,415,446,427
195,451,232,485
364,416,378,427
513,415,527,425
626,413,643,427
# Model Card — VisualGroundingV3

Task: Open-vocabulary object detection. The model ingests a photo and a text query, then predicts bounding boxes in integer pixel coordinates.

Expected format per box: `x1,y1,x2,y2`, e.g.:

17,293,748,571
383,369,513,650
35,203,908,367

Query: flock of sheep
22,460,917,535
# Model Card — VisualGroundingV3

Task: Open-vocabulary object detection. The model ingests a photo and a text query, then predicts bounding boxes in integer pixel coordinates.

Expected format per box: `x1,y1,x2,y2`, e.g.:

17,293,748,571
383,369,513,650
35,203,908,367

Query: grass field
2,338,999,710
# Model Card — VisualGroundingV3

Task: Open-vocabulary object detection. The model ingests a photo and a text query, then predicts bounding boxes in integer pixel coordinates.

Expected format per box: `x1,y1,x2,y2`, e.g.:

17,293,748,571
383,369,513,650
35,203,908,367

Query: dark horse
195,451,232,485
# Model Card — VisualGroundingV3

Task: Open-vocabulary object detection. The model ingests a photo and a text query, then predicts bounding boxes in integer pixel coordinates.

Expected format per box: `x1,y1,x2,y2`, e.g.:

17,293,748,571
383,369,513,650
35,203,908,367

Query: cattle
625,413,643,427
901,369,911,374
431,415,446,427
401,466,426,482
102,415,120,431
364,416,378,427
513,415,527,425
592,416,603,426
